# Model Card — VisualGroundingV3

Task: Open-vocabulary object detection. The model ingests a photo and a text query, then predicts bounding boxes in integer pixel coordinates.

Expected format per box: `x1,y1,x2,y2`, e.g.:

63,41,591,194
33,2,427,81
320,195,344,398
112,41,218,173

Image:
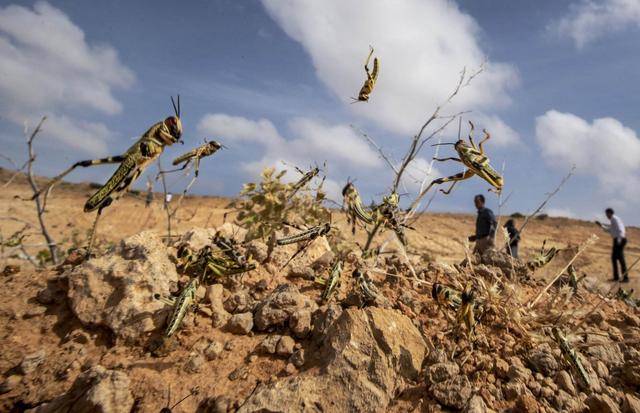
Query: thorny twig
24,117,59,264
0,154,29,188
518,165,575,237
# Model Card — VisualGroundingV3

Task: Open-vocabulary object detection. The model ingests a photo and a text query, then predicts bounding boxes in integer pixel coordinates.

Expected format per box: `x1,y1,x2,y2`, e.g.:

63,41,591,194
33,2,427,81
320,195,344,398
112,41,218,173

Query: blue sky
1,0,639,224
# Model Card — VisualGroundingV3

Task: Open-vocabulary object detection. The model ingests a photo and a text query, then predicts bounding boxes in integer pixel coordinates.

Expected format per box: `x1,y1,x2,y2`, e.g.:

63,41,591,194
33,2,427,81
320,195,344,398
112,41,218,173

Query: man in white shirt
596,208,628,282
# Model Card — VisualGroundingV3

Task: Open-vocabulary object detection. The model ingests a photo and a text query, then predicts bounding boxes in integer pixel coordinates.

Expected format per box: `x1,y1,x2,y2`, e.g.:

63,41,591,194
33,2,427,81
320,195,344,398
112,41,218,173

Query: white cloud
545,207,577,219
197,113,383,178
400,157,442,193
260,0,519,142
535,110,640,201
0,2,133,155
553,0,640,48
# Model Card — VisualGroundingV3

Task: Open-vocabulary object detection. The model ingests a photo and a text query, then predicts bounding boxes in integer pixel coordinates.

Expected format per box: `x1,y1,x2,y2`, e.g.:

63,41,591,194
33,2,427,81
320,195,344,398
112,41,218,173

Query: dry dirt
1,168,639,413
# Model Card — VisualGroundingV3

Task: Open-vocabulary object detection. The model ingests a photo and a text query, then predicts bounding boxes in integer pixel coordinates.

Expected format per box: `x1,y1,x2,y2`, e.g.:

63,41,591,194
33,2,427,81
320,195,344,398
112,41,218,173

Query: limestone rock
254,284,318,331
226,312,254,335
66,231,178,341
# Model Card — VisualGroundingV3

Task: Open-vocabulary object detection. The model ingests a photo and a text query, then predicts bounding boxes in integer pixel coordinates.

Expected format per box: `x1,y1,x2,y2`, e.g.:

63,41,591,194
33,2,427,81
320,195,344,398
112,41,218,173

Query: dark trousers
612,238,628,280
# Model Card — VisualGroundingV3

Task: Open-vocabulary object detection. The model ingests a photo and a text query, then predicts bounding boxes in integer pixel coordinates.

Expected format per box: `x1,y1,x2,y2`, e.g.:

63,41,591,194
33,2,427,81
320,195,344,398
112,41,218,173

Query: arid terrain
1,167,640,413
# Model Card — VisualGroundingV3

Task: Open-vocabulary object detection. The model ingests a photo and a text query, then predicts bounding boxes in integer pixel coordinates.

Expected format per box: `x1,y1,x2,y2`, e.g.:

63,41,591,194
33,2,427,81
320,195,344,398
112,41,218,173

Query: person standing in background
504,219,520,258
468,194,497,255
596,208,628,282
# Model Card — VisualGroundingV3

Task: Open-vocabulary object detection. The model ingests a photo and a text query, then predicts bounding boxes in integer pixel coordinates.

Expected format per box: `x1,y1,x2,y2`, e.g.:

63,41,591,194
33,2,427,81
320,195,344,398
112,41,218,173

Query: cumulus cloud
535,110,640,201
553,0,640,48
0,2,134,155
260,0,519,141
198,113,383,178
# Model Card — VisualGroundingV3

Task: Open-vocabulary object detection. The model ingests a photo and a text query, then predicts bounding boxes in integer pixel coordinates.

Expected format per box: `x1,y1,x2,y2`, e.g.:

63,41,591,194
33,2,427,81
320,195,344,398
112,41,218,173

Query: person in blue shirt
468,194,497,255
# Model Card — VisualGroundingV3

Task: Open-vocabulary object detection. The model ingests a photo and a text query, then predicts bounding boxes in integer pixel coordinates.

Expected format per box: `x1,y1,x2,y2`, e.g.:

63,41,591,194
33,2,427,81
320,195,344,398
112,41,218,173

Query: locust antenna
171,96,179,117
457,116,462,140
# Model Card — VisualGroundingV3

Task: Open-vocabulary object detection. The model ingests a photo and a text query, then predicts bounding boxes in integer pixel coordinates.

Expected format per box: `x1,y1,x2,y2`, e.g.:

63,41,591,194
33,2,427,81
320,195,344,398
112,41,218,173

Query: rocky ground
1,169,640,412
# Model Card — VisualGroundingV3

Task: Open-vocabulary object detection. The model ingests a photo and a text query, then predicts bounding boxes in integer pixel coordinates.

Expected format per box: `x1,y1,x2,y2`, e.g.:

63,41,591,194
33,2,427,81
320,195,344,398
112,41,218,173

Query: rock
465,395,487,413
507,364,532,383
312,251,335,270
515,393,540,413
585,337,624,368
207,284,231,328
184,353,205,373
494,358,509,379
66,231,179,341
238,307,426,413
276,336,295,356
19,350,46,375
426,362,460,384
216,222,247,241
227,312,254,335
224,290,255,314
431,375,472,410
623,393,640,413
527,344,558,376
245,240,268,263
0,375,22,394
555,370,576,396
586,394,621,413
204,341,224,360
36,287,56,305
398,290,422,315
228,365,249,381
289,308,313,338
288,265,314,279
271,233,331,269
30,365,133,413
503,382,526,401
284,363,297,375
257,335,281,354
179,227,217,251
290,349,305,368
311,303,342,339
595,360,610,379
254,284,318,331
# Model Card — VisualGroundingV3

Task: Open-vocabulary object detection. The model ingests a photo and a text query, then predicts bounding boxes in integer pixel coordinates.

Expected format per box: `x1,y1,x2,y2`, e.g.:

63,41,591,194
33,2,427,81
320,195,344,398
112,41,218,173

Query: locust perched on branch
427,121,503,195
526,240,558,272
352,46,379,103
33,96,184,254
342,182,373,234
372,192,408,246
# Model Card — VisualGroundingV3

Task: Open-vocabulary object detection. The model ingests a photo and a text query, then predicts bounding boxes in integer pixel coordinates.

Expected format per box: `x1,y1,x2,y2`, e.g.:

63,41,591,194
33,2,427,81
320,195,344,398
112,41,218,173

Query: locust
552,327,591,391
555,265,586,293
175,243,255,282
314,259,342,301
212,232,248,267
427,121,503,195
33,96,184,254
432,283,462,310
373,192,408,246
276,222,332,270
1,225,28,248
526,240,558,272
352,46,379,102
615,287,634,301
287,165,320,200
161,277,199,338
456,287,483,338
353,269,378,304
342,182,373,234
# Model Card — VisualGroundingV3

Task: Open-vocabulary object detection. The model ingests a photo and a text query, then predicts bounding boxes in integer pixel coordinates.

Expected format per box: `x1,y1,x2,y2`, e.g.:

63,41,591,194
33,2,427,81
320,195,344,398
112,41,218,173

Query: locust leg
280,238,314,271
156,159,193,178
427,170,476,195
33,156,125,199
478,129,491,154
86,197,112,256
467,121,476,149
433,157,462,163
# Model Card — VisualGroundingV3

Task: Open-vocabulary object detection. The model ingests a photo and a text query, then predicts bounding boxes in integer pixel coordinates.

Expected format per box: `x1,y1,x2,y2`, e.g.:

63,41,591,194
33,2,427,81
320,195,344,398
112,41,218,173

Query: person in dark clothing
504,219,520,258
468,194,497,255
596,208,628,282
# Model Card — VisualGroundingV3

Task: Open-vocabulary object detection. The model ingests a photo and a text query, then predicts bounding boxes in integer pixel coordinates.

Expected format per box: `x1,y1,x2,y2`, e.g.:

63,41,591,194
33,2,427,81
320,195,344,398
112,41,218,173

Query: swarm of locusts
31,47,609,398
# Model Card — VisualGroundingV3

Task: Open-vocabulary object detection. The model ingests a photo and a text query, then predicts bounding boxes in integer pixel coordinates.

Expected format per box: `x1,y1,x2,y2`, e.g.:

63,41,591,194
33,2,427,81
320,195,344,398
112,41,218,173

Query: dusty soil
1,168,639,413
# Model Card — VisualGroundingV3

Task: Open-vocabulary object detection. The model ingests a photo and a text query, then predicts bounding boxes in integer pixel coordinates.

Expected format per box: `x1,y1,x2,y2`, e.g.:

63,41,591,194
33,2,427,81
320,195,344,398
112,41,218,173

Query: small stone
0,375,22,394
555,370,576,396
312,251,335,269
184,353,205,373
623,393,640,413
224,290,254,314
36,287,56,305
19,350,46,375
224,341,235,351
226,312,254,335
204,341,224,360
503,382,526,401
288,266,315,279
586,393,621,413
595,360,610,379
494,358,509,379
431,375,472,410
289,309,312,338
515,393,540,413
427,362,460,384
284,363,297,375
228,365,248,381
290,349,305,368
276,336,295,356
212,395,231,413
465,395,487,413
257,335,281,354
507,364,532,383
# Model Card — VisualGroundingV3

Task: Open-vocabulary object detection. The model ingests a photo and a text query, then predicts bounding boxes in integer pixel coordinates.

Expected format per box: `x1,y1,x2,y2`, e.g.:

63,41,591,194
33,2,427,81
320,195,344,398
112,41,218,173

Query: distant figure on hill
596,208,628,282
468,194,497,255
504,219,520,258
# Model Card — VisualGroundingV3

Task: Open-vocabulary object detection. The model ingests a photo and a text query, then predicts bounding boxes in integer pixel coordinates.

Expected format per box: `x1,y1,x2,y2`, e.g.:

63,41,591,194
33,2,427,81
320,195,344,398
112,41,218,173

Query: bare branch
517,165,575,236
24,117,59,265
350,125,399,175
